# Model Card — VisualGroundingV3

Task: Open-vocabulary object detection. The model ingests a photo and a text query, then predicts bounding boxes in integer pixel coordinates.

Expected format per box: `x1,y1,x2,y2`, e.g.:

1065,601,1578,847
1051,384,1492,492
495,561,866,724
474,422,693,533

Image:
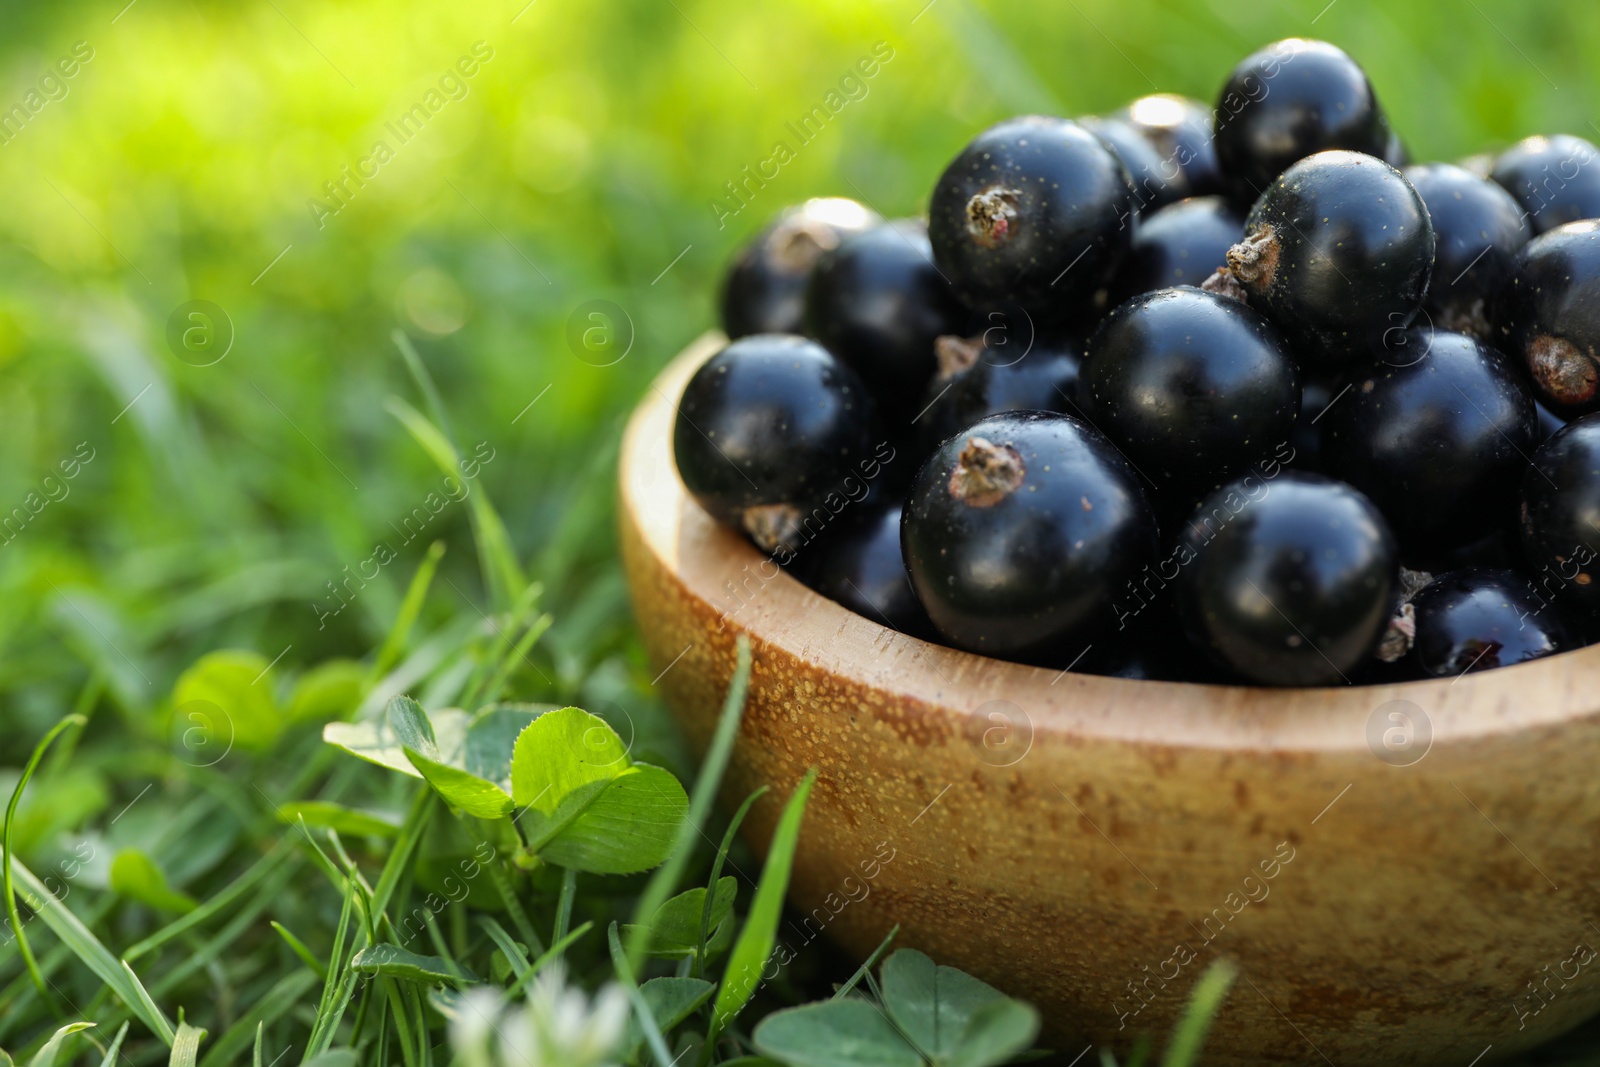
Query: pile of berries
674,37,1600,687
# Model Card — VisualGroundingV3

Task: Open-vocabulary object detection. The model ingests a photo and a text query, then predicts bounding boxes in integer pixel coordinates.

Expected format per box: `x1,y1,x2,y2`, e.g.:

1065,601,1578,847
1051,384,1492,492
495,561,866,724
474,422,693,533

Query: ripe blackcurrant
1216,150,1434,366
1519,414,1600,615
1213,39,1390,203
901,411,1157,663
928,116,1137,319
1490,134,1600,236
794,503,936,640
1114,94,1225,197
1081,116,1182,215
1175,471,1397,686
674,335,882,554
804,219,965,423
1403,163,1529,337
1403,568,1570,677
1109,195,1244,305
916,333,1081,453
1080,287,1300,500
1500,220,1600,416
720,198,880,338
1320,329,1536,549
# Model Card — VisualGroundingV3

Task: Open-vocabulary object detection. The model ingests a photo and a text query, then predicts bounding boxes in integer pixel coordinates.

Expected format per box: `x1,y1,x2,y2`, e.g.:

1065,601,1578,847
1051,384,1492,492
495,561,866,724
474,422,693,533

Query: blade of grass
459,582,542,710
694,785,767,978
832,925,899,1000
607,923,676,1067
369,541,446,686
479,917,530,982
552,867,577,956
125,836,297,962
168,1017,207,1067
6,856,174,1043
271,922,328,979
3,713,87,1005
98,1022,130,1067
198,972,318,1067
626,635,753,970
505,922,593,998
1160,960,1238,1067
705,768,817,1054
385,396,524,610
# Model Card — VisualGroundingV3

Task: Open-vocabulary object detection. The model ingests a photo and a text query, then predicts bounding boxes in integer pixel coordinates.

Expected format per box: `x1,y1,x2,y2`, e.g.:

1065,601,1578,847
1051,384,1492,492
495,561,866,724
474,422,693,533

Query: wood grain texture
619,332,1600,1066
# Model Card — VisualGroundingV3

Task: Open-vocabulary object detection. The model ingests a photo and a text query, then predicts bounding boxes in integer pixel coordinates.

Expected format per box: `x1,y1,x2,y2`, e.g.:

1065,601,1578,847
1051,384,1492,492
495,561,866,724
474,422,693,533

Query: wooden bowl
619,333,1600,1066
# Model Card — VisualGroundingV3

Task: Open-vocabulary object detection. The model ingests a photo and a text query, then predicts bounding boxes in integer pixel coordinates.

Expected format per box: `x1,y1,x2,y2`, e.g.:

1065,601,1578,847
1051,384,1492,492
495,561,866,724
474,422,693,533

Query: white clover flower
448,964,630,1067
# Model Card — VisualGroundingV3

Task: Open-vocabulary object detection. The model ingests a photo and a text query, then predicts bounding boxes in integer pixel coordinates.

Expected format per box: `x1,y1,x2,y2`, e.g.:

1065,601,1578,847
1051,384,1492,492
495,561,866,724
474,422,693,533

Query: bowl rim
622,331,1600,754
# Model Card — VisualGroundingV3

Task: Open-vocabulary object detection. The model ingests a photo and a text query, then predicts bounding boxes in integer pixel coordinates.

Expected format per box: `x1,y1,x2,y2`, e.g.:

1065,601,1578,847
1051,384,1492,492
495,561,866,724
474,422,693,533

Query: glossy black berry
1320,329,1536,549
1406,569,1570,677
794,504,936,640
1081,116,1182,215
1174,471,1398,686
1382,122,1411,169
719,198,880,338
674,335,881,554
1114,94,1225,197
916,333,1081,452
804,219,965,423
1536,401,1568,443
1081,287,1300,500
1109,195,1243,305
1217,150,1434,366
928,116,1137,319
1519,414,1600,616
901,411,1157,663
1500,220,1600,416
1490,135,1600,236
1403,163,1530,337
1213,39,1389,203
1288,376,1338,472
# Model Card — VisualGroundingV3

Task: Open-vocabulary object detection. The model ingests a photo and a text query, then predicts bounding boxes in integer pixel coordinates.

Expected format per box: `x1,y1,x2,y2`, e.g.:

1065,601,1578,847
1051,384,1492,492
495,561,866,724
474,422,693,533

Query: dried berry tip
966,186,1022,249
1201,268,1249,304
934,335,985,380
1224,226,1280,288
769,218,841,273
1527,334,1600,409
741,503,803,554
948,436,1026,508
1374,567,1433,663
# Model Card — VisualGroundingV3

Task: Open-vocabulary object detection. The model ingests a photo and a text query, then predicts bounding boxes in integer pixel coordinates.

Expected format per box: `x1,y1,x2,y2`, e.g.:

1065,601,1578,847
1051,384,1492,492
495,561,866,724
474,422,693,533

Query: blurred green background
0,0,1596,730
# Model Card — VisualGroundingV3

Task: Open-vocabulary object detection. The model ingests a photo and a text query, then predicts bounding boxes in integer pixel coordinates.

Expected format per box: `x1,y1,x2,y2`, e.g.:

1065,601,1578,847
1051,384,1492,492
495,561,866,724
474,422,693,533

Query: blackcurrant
928,116,1137,320
1320,329,1536,549
1403,163,1530,337
719,198,880,338
804,219,965,423
901,411,1157,663
916,333,1081,453
1081,116,1182,216
1080,287,1300,501
794,503,936,640
674,335,882,554
1490,134,1600,236
1114,94,1225,197
1215,150,1434,366
1109,195,1243,306
1536,401,1568,443
1174,471,1398,686
1406,568,1571,677
1519,414,1600,616
1213,39,1390,203
1499,220,1600,416
1288,375,1338,472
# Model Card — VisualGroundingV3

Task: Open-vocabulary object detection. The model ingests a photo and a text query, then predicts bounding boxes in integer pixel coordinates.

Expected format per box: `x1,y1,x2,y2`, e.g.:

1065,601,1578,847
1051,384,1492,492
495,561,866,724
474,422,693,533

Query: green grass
4,0,1600,1062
